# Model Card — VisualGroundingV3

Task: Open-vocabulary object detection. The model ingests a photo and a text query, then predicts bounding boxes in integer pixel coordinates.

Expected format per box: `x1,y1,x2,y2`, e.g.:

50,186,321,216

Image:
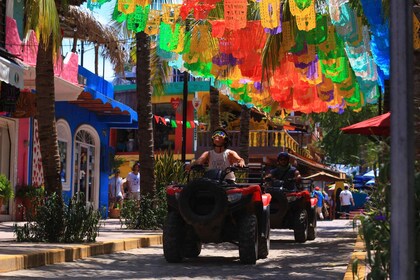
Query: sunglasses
212,131,226,139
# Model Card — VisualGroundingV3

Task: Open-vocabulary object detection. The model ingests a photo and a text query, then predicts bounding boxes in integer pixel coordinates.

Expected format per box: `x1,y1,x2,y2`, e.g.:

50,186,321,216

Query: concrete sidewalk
0,219,367,279
0,219,163,273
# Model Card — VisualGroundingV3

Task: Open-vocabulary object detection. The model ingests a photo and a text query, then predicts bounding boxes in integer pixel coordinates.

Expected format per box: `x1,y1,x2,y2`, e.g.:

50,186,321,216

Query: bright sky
62,0,119,81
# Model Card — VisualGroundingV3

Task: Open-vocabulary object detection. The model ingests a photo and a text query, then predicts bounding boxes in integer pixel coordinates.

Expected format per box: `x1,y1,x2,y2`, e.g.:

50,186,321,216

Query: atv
263,178,318,243
163,165,272,264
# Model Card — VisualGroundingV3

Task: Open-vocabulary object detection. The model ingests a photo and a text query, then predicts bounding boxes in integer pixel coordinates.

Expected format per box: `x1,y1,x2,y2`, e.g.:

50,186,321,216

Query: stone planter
109,208,120,218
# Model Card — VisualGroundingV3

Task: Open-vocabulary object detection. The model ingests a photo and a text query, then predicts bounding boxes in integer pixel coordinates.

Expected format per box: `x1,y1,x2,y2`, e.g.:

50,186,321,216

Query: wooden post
390,0,415,279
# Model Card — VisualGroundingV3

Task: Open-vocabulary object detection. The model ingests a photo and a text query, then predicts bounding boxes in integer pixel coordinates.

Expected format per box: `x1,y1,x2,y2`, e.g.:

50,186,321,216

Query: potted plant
15,184,45,220
0,174,14,208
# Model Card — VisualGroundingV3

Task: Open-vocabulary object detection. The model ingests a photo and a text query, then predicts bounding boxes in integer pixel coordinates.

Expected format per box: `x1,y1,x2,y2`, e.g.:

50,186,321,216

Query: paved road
0,219,357,280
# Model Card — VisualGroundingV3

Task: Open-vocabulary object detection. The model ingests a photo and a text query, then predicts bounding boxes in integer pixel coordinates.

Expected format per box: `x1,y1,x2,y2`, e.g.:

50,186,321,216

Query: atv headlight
227,193,242,203
287,196,298,202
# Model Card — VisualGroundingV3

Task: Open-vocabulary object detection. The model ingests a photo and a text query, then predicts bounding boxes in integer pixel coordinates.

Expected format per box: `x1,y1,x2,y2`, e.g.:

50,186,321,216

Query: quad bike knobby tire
183,226,202,258
258,205,270,259
294,209,308,243
307,210,317,241
163,212,185,263
178,180,228,226
238,214,259,264
258,218,270,259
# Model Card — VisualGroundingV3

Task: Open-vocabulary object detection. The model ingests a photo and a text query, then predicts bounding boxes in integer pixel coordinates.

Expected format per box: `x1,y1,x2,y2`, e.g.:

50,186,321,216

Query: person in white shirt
108,169,124,210
189,127,245,183
126,162,141,204
339,185,355,219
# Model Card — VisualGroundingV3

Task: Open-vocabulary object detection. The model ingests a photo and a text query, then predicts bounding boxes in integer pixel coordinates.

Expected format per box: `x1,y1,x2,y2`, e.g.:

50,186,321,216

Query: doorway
73,126,99,208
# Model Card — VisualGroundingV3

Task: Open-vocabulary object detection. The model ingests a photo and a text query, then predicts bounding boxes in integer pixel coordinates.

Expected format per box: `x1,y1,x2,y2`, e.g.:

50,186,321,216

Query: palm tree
26,0,66,196
135,31,156,195
239,106,250,164
209,86,221,130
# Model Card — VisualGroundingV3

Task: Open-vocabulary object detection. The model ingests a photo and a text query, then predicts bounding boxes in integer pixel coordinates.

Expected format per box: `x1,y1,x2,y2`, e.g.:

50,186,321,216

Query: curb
0,234,162,273
343,234,367,280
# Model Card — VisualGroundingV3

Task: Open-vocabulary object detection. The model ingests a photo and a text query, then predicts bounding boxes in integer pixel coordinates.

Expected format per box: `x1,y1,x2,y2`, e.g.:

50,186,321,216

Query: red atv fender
310,196,318,208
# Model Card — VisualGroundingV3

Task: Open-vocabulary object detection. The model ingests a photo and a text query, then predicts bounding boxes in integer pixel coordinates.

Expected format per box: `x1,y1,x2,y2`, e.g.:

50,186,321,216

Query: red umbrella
340,112,390,136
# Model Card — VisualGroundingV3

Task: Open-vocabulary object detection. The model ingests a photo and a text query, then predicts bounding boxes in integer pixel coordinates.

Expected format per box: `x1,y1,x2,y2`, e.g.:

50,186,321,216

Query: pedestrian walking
339,185,355,219
126,162,141,205
313,186,324,220
108,169,124,210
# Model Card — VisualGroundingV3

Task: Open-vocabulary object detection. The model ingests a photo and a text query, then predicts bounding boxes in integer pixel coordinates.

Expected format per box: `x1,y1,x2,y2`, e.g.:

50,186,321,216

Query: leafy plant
119,199,140,229
15,185,45,199
14,192,102,243
119,151,187,229
0,174,14,200
354,140,391,279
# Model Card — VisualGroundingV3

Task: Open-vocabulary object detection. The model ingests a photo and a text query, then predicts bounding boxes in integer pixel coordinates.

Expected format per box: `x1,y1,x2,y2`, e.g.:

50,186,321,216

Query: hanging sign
171,97,181,110
224,0,247,30
192,97,202,110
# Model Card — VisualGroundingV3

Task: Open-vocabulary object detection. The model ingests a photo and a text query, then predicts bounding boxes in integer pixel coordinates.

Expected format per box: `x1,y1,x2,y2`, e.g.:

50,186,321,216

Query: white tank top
208,149,235,181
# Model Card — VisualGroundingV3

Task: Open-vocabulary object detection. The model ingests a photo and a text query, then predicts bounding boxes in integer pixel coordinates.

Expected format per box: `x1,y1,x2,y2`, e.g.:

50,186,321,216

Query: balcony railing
196,130,313,160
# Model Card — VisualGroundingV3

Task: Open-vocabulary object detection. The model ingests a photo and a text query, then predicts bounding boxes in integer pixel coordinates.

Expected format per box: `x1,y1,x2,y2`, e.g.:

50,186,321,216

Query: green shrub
119,199,140,229
14,192,102,243
119,151,187,229
0,174,14,200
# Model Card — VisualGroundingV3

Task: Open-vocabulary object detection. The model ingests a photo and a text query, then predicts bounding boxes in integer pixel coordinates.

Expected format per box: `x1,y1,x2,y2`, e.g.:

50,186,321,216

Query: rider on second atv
189,127,245,183
265,152,302,190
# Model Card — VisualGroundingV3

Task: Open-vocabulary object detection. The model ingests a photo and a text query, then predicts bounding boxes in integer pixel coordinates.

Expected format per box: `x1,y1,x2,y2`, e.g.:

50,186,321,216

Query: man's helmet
211,127,230,148
277,151,290,161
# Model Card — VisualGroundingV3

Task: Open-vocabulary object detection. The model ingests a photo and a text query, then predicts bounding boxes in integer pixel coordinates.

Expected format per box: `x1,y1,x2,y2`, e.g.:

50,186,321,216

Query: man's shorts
130,192,140,201
110,195,123,203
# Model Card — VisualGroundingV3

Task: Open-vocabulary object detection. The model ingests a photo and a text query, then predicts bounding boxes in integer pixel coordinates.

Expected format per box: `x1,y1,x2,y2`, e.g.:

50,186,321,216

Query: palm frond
25,0,61,56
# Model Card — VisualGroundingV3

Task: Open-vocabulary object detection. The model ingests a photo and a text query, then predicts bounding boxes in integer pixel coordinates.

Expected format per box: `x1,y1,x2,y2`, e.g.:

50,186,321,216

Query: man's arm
186,151,209,171
294,169,302,182
228,150,245,167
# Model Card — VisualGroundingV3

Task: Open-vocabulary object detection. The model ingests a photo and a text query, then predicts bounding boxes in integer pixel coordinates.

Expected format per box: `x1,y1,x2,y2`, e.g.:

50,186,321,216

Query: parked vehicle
264,179,318,242
163,165,272,264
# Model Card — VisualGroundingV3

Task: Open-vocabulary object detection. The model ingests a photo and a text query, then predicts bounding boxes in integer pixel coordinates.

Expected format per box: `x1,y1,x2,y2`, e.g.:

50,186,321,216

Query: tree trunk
136,31,155,195
239,106,250,164
414,49,420,164
35,33,64,238
94,44,99,75
209,86,220,131
35,34,62,196
71,34,77,53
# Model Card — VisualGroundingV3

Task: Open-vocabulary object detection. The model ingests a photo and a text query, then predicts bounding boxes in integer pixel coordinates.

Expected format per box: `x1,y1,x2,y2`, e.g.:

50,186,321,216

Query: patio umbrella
303,171,344,182
340,112,390,136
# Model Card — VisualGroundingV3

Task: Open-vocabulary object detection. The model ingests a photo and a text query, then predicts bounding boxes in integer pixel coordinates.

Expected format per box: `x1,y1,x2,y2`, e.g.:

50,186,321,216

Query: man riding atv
189,127,245,182
164,128,271,264
264,151,301,188
264,151,318,243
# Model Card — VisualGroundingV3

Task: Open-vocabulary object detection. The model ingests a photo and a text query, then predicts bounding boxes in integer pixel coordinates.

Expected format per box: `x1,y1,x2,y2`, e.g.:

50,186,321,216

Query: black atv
163,165,272,264
264,178,318,243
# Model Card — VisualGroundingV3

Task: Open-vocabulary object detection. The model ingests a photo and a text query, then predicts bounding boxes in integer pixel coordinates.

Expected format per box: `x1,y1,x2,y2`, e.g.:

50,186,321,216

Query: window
58,140,68,183
56,120,71,191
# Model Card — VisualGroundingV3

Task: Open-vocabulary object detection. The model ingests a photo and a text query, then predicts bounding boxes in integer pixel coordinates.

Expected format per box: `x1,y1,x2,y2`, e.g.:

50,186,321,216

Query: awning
23,65,83,101
69,87,138,127
0,56,24,89
303,171,345,182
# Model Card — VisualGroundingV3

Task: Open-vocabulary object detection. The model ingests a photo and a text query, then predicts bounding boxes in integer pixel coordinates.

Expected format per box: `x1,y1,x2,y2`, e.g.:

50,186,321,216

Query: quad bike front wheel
294,209,308,243
163,211,185,263
184,226,202,258
258,206,270,259
258,219,270,259
238,214,259,264
307,208,317,241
